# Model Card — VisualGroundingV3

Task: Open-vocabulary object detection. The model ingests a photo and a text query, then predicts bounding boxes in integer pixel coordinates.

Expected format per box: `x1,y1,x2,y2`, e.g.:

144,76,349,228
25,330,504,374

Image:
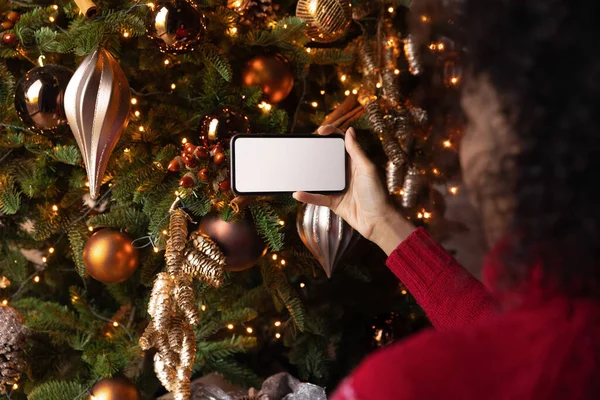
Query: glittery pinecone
240,0,274,26
0,306,27,395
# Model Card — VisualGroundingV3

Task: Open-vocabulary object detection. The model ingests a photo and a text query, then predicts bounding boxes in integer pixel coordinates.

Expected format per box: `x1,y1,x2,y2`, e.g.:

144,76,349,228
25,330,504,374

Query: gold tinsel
401,166,424,208
142,207,225,399
404,35,422,75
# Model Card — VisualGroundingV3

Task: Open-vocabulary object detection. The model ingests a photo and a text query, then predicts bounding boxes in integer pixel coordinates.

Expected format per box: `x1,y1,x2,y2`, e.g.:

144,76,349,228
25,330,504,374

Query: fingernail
292,192,299,200
347,127,356,138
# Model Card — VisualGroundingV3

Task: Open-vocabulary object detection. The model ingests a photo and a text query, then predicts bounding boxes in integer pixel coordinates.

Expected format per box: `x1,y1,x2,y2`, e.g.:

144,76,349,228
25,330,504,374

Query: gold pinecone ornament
141,207,225,400
0,306,27,395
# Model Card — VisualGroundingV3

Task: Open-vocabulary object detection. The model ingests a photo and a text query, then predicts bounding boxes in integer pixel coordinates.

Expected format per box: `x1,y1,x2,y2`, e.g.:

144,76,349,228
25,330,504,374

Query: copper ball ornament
88,376,141,400
241,54,294,104
83,229,140,284
146,0,206,54
198,213,267,271
198,107,250,147
14,65,73,131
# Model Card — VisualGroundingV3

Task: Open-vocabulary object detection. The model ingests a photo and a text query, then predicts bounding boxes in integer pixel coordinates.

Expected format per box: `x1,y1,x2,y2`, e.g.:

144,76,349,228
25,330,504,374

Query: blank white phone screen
233,136,346,193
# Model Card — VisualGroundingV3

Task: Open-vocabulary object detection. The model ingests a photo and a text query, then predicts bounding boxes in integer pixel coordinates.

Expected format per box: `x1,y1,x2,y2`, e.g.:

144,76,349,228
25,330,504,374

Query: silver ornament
296,203,360,278
64,48,130,199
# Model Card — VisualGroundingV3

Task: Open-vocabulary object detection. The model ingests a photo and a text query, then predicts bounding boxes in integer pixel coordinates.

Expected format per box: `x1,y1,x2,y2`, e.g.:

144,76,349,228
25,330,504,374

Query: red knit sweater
332,228,600,400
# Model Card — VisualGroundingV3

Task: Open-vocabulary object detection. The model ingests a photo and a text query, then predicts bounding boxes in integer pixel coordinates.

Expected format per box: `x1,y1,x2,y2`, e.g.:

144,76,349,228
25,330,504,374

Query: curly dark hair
459,1,600,295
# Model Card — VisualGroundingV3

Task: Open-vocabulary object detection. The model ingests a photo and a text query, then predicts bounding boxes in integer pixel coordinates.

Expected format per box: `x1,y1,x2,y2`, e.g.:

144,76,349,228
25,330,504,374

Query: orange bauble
88,376,141,400
83,229,140,283
241,54,294,103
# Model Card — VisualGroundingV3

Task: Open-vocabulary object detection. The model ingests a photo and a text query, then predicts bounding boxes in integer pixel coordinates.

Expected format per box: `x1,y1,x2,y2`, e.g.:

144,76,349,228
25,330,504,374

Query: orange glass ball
241,54,294,104
83,229,139,283
88,376,140,400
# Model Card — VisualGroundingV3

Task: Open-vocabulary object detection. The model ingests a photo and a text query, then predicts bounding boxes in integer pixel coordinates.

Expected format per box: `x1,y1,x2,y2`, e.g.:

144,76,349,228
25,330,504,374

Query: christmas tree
0,0,462,398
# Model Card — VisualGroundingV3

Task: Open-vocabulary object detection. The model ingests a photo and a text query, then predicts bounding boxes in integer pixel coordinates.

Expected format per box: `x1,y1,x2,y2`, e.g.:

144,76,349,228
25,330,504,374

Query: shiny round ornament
2,32,18,46
198,213,267,271
6,11,20,23
88,376,141,400
242,54,294,103
14,65,73,131
1,21,13,30
198,107,250,147
296,0,351,43
83,229,140,283
146,0,206,54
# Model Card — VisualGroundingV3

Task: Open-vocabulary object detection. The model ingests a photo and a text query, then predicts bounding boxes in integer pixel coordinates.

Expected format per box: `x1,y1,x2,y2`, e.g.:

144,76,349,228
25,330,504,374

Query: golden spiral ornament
296,0,352,43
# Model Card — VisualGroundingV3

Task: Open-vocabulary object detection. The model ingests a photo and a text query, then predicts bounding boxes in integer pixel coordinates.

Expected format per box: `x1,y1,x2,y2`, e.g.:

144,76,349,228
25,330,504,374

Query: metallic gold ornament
0,306,26,395
386,160,404,195
404,35,422,75
296,0,352,43
154,353,177,392
14,65,73,132
358,37,377,76
401,166,424,208
169,209,191,251
83,229,139,284
183,246,224,287
189,231,225,265
241,54,294,103
146,0,206,54
88,376,140,400
148,273,175,332
174,276,200,325
296,203,360,278
64,48,130,199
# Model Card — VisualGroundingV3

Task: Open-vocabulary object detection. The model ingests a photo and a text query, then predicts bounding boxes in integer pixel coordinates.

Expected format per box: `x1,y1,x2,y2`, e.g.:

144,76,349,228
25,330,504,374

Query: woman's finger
293,192,334,208
317,124,344,136
344,128,373,170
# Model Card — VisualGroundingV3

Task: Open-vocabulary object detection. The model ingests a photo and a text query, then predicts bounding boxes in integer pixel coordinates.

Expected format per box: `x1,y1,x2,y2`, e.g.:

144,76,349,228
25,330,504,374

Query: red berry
167,158,181,172
182,154,198,168
193,146,209,159
1,20,14,30
197,168,209,181
179,174,196,188
2,32,18,46
183,142,196,154
210,144,224,156
213,152,226,165
219,180,231,191
6,11,20,23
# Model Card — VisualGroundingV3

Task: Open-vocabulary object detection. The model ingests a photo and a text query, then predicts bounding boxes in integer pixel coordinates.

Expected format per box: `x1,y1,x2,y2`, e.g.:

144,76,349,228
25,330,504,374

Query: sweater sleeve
387,228,499,330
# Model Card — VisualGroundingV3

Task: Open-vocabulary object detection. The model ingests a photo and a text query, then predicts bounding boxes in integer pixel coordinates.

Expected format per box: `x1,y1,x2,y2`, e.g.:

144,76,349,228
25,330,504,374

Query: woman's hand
293,125,415,255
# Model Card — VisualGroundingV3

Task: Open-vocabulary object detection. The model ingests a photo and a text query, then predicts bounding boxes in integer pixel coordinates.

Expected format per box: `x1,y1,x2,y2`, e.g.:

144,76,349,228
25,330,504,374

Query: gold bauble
88,376,141,400
83,229,140,284
241,54,294,104
296,0,351,43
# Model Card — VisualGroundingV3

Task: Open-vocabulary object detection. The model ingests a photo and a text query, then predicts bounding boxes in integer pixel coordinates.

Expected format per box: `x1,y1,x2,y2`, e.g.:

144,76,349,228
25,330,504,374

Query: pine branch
67,228,88,277
205,358,261,388
261,263,306,331
250,202,284,251
28,380,87,400
49,145,82,166
87,206,149,238
310,48,354,65
196,336,257,362
219,307,258,324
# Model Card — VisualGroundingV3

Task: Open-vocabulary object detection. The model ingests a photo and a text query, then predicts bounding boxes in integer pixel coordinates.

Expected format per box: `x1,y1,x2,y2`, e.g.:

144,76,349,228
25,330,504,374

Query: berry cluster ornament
14,64,73,131
198,213,267,271
88,376,141,400
0,305,27,395
2,32,17,47
64,47,130,199
1,10,19,31
146,0,206,54
242,54,294,104
198,107,250,148
83,229,140,283
167,138,231,192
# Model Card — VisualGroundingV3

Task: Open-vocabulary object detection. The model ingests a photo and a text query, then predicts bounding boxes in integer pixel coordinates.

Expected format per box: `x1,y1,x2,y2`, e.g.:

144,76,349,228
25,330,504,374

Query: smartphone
231,134,347,195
